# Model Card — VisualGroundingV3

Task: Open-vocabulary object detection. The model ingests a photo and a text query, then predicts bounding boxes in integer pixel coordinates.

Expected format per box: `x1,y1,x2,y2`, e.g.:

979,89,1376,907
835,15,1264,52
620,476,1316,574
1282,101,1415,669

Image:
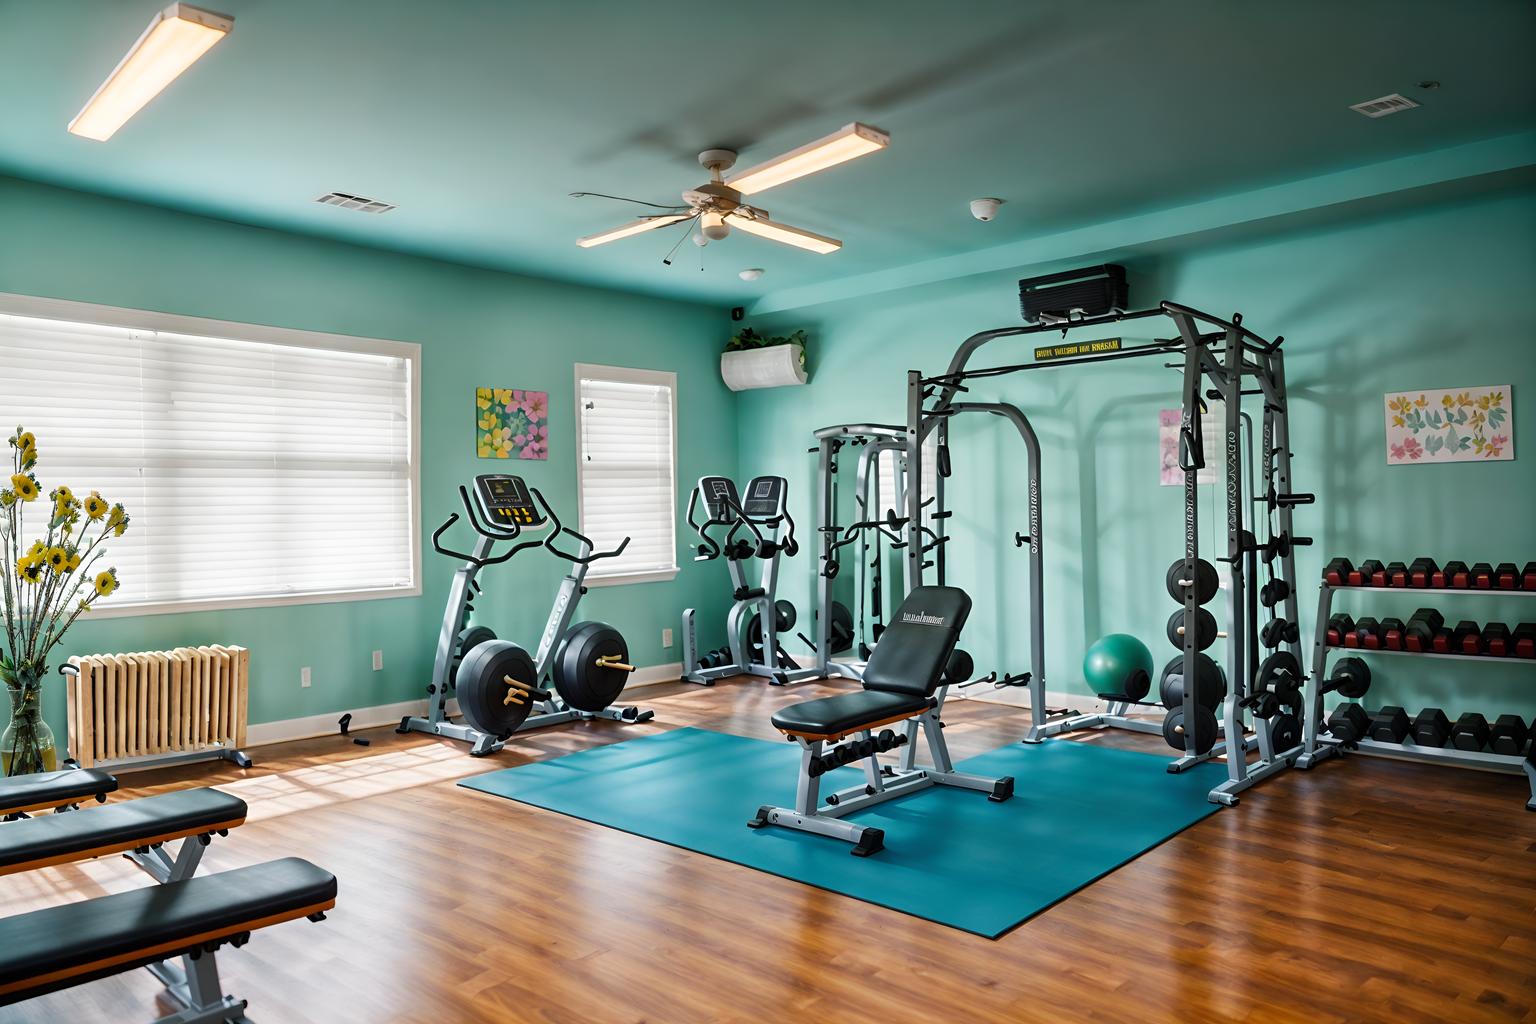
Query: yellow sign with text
1033,337,1122,361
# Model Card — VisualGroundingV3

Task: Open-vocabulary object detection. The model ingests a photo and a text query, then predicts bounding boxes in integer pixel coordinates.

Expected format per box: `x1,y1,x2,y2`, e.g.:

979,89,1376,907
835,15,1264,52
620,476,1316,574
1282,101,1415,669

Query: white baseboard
244,661,687,748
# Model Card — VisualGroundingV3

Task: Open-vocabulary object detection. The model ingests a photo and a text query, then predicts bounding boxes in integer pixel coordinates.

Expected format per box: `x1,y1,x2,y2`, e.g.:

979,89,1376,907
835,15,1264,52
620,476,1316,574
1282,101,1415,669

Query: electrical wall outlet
662,627,673,649
300,666,312,688
372,650,384,671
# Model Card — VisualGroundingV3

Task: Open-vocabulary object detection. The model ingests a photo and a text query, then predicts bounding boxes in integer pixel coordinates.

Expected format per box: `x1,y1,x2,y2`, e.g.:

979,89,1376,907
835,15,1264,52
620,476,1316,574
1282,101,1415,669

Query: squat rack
903,300,1310,803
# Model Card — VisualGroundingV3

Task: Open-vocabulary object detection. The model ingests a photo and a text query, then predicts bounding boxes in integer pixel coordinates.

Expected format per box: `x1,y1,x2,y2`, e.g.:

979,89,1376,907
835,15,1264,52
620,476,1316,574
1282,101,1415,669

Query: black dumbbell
1379,618,1406,651
1369,706,1410,743
1453,620,1482,655
1322,558,1352,586
1434,560,1470,588
1494,562,1518,589
1326,703,1371,744
1325,613,1354,647
1259,578,1291,608
1260,618,1299,648
1412,708,1451,746
1403,608,1445,652
1470,562,1496,589
1522,562,1536,590
1514,623,1536,659
1384,561,1410,587
1482,622,1511,657
1431,626,1454,654
1346,559,1384,587
1345,617,1380,650
1407,558,1438,587
1323,657,1371,699
1489,715,1531,756
1451,712,1490,751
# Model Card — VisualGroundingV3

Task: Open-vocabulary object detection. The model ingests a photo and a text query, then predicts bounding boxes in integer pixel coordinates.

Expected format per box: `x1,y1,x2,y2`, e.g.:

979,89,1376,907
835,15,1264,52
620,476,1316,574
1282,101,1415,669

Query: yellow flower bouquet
0,427,131,775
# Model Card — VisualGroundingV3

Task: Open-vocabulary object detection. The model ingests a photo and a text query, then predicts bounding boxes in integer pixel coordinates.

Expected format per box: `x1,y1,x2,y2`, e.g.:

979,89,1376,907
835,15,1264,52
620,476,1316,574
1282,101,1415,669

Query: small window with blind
574,364,678,586
0,293,420,616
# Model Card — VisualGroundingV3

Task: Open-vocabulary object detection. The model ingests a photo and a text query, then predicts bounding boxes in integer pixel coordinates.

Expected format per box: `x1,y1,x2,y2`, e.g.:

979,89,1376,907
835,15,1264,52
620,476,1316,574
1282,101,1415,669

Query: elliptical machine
399,473,654,756
680,475,819,686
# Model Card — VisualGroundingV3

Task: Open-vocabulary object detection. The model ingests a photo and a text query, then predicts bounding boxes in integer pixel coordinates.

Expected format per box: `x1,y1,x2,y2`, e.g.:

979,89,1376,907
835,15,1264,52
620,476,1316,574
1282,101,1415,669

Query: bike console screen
742,476,787,519
474,474,543,527
699,476,741,522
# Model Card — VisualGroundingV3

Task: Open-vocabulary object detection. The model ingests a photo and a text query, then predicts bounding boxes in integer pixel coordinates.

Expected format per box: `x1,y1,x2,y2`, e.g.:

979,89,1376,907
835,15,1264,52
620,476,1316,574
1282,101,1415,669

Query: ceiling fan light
576,214,692,248
726,122,890,196
68,3,233,142
728,214,841,255
700,211,731,241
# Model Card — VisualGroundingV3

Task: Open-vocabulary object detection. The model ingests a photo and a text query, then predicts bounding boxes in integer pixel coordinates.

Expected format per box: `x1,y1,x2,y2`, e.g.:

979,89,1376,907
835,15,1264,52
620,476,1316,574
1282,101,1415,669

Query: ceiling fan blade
576,213,692,248
727,213,841,254
726,122,890,196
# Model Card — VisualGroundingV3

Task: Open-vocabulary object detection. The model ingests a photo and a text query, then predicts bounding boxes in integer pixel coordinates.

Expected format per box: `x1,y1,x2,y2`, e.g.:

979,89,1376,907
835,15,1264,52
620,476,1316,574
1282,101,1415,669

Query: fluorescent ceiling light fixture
726,122,890,196
576,214,692,248
727,214,841,254
68,3,233,142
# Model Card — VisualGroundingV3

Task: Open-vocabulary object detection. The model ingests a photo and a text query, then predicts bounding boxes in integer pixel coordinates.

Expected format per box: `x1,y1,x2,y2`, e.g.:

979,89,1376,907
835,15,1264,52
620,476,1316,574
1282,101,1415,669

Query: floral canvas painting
1385,386,1511,465
477,388,549,460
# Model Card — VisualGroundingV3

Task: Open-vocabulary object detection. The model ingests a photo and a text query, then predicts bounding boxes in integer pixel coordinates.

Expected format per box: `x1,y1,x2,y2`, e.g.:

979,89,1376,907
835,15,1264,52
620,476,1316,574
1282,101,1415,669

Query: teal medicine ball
1083,633,1154,702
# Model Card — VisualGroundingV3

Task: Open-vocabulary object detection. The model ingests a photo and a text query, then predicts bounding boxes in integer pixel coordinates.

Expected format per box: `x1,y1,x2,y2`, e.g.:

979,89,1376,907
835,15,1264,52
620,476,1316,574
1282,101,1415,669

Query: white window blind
575,365,677,584
0,296,419,615
876,434,938,520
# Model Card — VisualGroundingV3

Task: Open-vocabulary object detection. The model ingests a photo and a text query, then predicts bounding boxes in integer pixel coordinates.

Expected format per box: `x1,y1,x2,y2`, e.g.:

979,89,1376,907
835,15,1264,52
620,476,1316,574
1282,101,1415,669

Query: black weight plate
1330,657,1371,699
1157,654,1225,710
448,625,498,690
1162,705,1219,754
1166,607,1218,651
829,601,854,654
457,640,537,738
1165,558,1220,605
554,621,631,712
1271,712,1301,751
1257,651,1302,694
746,600,798,649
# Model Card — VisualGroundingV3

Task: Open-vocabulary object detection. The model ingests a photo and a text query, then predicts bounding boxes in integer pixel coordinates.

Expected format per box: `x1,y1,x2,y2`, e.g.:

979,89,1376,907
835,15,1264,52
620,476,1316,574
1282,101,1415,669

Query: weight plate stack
456,640,538,739
553,621,632,712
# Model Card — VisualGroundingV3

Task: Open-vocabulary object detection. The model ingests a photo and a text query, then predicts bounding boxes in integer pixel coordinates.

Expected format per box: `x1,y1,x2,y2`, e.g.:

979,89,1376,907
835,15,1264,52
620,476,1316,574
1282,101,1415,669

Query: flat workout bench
0,787,247,881
0,857,337,1020
0,766,117,818
749,586,1014,855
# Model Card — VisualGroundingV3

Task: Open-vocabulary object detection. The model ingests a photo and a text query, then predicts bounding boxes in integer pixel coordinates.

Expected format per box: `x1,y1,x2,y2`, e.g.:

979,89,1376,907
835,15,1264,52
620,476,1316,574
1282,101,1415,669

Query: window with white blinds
0,294,419,616
574,364,678,585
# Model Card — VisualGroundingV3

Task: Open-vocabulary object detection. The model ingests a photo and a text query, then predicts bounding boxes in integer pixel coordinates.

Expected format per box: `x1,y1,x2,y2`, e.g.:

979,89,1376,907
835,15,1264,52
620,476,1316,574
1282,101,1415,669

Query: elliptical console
398,473,653,756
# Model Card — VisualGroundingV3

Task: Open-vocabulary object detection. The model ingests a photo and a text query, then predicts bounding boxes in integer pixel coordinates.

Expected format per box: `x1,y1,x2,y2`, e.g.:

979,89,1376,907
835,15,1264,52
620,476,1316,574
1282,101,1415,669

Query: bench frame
750,688,1013,856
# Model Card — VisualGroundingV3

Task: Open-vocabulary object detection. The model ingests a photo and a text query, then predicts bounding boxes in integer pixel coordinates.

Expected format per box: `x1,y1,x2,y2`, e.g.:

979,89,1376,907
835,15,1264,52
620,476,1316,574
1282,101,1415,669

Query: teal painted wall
0,176,735,742
738,186,1536,721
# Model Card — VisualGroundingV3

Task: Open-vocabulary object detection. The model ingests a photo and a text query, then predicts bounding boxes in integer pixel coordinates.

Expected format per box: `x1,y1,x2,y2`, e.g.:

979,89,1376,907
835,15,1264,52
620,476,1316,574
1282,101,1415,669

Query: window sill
584,568,680,588
79,584,423,621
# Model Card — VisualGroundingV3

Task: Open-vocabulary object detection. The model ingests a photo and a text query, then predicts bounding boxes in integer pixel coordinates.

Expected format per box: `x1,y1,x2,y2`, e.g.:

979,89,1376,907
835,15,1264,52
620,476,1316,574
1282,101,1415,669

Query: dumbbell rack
1296,583,1536,810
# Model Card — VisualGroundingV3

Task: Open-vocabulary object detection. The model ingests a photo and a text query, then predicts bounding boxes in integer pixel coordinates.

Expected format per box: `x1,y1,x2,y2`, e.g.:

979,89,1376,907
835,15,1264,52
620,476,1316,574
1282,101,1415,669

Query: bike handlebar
431,484,629,570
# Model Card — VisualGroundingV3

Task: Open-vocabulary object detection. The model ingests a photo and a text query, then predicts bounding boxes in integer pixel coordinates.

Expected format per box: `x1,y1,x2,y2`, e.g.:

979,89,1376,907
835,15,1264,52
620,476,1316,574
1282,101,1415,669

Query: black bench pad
771,690,932,737
0,857,337,1005
0,768,117,816
0,788,247,875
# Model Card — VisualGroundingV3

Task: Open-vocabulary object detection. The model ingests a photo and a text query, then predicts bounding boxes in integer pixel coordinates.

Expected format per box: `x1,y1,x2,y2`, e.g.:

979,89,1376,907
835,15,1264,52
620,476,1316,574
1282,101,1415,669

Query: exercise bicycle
398,473,654,756
680,475,819,686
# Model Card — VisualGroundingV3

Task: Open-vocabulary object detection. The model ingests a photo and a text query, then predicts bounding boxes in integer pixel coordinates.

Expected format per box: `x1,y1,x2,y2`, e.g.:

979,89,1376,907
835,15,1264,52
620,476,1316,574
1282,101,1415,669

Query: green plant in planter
0,427,131,776
725,327,808,353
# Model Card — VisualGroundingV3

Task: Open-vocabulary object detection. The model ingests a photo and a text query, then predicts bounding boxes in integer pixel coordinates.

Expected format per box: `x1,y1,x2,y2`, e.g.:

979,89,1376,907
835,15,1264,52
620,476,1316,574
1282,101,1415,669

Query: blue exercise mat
459,727,1223,937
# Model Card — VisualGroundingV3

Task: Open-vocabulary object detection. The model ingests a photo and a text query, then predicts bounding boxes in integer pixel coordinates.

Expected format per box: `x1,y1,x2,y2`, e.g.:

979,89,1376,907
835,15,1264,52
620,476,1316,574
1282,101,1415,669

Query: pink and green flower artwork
477,387,549,460
1385,385,1512,465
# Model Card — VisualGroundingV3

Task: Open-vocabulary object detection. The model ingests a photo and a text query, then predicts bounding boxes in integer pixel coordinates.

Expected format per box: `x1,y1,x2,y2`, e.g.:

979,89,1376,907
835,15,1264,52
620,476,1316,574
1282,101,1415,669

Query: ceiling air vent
1348,93,1420,119
314,191,396,214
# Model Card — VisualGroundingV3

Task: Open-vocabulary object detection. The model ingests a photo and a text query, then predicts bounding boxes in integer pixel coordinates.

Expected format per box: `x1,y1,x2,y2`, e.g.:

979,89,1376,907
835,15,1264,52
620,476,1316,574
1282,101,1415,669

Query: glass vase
2,668,58,777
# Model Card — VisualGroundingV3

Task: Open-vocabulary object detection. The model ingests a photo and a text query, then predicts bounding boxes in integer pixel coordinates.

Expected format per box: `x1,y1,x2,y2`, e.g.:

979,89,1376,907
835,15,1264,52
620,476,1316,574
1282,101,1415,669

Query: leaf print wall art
477,387,550,460
1385,385,1512,465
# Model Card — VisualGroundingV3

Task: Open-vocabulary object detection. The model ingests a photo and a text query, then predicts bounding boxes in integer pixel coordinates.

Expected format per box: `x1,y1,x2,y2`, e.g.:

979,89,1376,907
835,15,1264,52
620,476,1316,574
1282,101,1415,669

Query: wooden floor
7,678,1536,1024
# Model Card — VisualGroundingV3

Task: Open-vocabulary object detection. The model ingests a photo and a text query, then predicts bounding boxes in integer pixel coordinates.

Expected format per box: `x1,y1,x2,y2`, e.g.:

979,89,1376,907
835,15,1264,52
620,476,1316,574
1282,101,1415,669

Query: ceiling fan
575,122,890,255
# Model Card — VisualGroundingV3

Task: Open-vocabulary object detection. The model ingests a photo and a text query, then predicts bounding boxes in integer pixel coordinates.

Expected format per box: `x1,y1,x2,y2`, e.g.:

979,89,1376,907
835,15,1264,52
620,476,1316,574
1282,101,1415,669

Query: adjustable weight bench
0,857,337,1022
748,586,1013,855
0,766,117,819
